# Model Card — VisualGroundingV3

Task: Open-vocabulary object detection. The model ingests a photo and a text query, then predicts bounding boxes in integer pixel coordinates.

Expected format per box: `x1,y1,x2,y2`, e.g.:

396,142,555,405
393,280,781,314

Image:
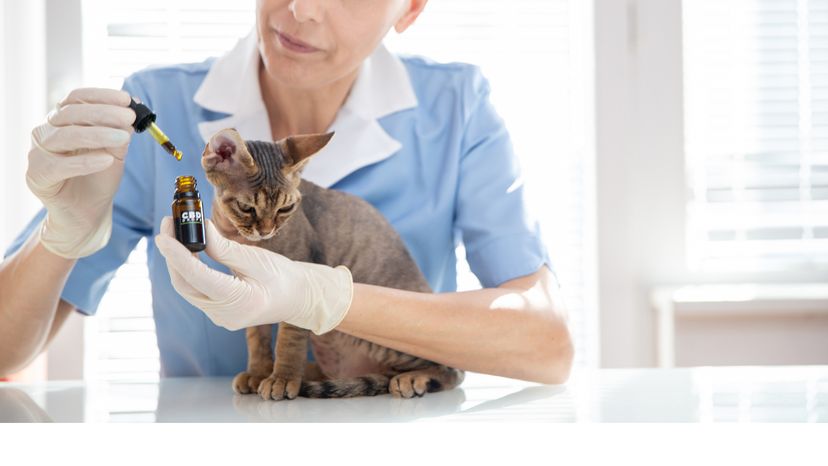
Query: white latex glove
25,88,135,258
154,216,354,334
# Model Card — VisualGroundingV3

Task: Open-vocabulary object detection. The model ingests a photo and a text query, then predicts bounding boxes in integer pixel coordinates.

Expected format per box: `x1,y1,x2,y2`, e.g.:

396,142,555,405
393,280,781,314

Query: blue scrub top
5,53,554,377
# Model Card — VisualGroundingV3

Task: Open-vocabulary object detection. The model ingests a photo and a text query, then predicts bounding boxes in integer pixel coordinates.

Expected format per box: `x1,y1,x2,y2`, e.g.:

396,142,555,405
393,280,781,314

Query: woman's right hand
25,88,136,259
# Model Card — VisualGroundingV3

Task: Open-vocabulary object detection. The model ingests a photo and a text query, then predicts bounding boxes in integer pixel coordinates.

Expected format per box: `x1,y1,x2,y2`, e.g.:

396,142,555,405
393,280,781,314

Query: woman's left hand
154,216,353,333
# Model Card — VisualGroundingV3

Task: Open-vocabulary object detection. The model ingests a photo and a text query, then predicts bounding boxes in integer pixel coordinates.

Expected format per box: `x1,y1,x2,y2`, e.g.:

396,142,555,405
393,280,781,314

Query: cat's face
201,128,333,241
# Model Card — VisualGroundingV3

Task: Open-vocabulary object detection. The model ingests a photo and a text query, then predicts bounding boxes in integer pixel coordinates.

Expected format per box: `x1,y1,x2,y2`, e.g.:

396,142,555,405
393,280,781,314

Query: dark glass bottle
172,176,206,252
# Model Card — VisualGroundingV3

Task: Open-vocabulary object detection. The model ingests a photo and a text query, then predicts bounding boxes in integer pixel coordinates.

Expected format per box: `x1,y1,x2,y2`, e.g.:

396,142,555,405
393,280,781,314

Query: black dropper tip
128,98,156,133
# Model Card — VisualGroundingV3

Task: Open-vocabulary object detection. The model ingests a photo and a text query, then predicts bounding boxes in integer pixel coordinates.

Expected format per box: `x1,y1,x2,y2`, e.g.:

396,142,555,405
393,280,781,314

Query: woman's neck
258,60,359,140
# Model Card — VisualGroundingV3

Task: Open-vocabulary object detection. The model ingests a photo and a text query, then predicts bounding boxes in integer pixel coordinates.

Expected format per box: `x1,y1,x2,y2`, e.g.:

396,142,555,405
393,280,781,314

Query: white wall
595,0,687,367
1,2,4,202
676,313,828,366
594,0,828,367
0,0,46,251
46,0,83,108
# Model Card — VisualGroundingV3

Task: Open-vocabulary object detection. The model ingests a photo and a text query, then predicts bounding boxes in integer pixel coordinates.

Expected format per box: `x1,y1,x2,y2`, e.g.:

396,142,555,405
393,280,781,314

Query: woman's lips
275,30,320,54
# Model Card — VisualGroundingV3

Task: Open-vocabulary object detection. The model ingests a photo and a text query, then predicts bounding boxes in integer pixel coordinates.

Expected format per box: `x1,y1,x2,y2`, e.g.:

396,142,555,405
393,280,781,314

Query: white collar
193,29,418,188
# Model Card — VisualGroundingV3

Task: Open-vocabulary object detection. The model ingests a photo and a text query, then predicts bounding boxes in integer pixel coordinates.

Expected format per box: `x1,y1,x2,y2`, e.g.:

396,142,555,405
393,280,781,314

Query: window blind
683,0,828,272
81,0,597,385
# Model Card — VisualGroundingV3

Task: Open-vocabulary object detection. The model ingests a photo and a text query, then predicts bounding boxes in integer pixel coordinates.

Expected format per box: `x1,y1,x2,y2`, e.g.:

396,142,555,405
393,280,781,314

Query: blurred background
1,0,826,388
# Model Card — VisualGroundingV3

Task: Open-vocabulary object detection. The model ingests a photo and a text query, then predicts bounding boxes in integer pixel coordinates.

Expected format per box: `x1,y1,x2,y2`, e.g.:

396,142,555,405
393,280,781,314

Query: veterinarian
0,0,572,385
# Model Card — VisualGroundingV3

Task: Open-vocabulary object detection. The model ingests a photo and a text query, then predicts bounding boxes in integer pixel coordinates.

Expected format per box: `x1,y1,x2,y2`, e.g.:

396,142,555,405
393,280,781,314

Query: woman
0,0,572,384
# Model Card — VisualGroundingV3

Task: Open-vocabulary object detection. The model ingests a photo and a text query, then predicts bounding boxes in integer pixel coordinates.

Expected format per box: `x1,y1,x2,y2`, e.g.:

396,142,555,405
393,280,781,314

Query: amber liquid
172,176,206,252
162,141,183,160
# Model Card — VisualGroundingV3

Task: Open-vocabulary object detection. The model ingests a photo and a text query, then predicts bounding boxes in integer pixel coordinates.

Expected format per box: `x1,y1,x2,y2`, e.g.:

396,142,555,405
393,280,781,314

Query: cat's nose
258,225,277,240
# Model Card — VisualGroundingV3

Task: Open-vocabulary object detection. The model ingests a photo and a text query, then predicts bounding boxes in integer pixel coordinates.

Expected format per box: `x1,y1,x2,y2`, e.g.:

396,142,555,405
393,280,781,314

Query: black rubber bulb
128,98,156,133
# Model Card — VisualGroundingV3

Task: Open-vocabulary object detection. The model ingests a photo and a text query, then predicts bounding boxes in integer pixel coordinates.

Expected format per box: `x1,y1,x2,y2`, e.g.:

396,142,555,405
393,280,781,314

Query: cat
201,128,465,400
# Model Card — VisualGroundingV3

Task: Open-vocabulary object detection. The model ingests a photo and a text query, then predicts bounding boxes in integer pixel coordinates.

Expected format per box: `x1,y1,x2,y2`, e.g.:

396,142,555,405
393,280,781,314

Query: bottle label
180,210,203,224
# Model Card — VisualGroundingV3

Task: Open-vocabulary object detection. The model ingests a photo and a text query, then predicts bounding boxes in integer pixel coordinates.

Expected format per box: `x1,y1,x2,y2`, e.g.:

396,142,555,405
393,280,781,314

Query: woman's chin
262,52,331,89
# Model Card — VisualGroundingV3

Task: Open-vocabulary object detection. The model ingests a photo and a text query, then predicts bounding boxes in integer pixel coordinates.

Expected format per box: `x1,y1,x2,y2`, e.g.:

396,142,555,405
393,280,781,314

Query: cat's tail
299,374,389,398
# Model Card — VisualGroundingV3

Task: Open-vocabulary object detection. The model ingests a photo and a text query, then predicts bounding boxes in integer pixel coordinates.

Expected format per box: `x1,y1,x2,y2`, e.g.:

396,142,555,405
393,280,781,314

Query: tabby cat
201,128,464,400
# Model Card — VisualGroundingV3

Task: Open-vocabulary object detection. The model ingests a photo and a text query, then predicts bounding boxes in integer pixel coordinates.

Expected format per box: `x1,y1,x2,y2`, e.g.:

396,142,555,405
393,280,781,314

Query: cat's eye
236,201,256,215
277,204,296,215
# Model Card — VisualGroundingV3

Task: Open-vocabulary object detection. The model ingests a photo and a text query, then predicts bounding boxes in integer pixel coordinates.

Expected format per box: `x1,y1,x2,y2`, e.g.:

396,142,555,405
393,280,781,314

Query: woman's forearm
0,229,76,375
335,267,573,384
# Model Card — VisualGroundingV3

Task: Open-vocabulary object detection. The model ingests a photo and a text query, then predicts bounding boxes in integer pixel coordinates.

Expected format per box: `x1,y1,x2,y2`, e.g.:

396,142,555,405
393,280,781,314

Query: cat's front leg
233,325,274,394
259,323,309,401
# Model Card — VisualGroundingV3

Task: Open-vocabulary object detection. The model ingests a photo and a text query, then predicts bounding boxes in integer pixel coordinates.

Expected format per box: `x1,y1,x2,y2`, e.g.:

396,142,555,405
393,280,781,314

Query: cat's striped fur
202,128,464,400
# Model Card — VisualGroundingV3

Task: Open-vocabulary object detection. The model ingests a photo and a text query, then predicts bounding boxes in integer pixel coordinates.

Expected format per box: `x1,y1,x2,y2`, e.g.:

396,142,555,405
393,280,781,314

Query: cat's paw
258,374,303,401
232,371,268,395
389,372,434,398
388,372,431,398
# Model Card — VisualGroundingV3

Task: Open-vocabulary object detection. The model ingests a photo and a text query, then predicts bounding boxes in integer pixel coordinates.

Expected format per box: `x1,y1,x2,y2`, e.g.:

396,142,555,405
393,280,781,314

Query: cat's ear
202,128,257,176
279,132,334,172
